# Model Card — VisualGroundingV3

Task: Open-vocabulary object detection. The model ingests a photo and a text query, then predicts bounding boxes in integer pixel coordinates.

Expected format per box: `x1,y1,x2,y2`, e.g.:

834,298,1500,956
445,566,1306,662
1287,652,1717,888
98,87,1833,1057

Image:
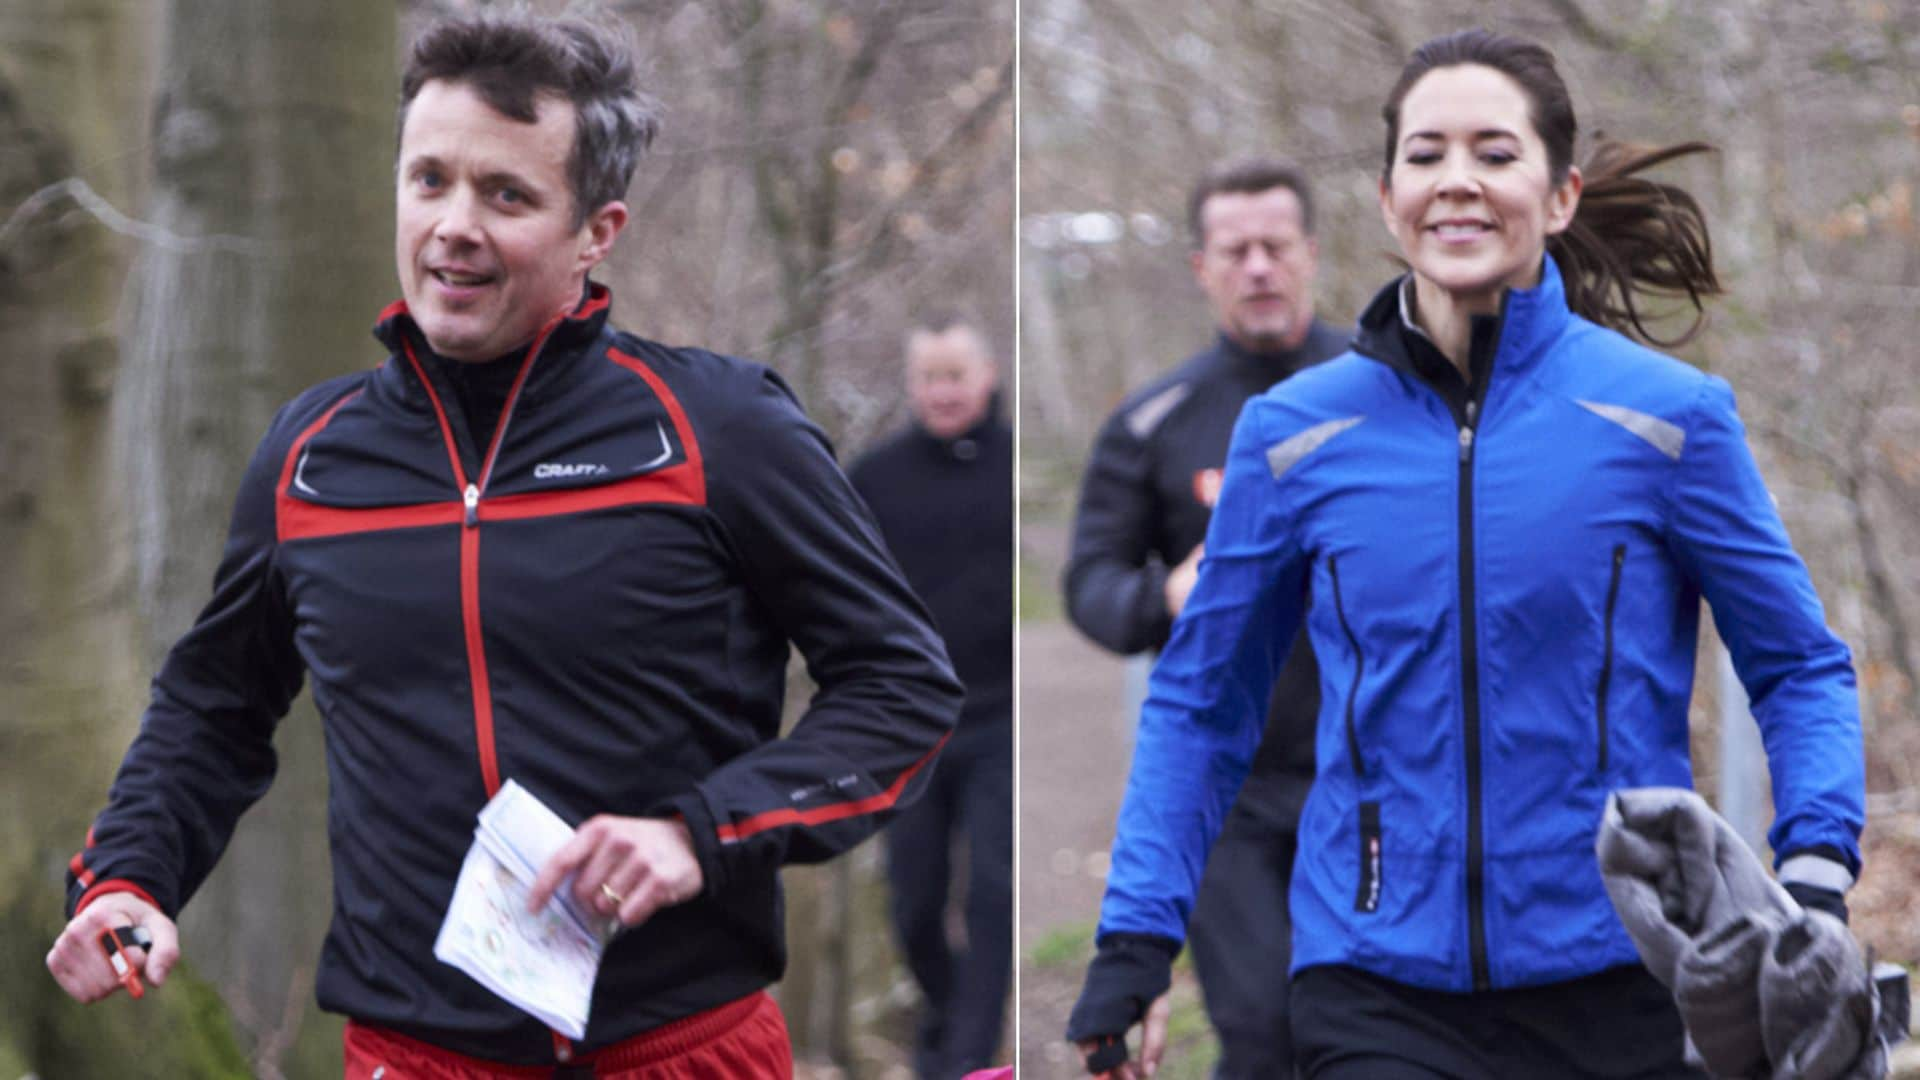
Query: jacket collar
373,281,614,400
1353,254,1572,392
1213,325,1324,384
907,394,1006,463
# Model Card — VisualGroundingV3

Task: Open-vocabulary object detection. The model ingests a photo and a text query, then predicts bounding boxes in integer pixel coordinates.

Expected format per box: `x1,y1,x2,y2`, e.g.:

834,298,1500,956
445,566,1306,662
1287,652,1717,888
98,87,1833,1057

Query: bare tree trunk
0,0,149,833
109,3,395,1075
0,1,238,1074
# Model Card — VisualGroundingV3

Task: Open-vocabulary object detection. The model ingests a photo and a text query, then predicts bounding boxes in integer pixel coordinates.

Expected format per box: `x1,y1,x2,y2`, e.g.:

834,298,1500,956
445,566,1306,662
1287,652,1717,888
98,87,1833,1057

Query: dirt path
1018,618,1130,955
1017,617,1221,1078
1017,617,1125,1078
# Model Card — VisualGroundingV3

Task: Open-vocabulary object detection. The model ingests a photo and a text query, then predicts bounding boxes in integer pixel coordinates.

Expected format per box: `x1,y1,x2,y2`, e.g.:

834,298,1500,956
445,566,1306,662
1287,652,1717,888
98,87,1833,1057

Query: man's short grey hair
399,9,662,227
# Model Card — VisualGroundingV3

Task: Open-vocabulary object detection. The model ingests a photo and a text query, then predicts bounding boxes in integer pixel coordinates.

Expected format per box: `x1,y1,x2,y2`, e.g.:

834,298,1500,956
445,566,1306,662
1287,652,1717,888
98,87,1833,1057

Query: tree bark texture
103,2,395,1075
0,2,264,1075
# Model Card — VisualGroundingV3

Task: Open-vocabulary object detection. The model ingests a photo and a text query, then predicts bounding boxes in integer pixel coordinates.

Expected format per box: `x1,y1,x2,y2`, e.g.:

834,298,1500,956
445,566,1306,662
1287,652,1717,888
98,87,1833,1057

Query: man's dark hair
399,10,661,227
913,308,983,338
1186,158,1316,248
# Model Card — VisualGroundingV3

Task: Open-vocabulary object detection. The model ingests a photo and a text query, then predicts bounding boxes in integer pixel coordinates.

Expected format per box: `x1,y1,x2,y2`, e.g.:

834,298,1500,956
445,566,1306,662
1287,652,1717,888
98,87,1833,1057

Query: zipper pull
1458,426,1474,462
464,483,479,526
1466,399,1478,425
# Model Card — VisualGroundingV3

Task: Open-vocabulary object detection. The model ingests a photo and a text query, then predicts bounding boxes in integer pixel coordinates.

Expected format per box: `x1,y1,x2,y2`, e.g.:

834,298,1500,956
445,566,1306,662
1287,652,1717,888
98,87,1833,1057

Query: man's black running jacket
64,285,962,1064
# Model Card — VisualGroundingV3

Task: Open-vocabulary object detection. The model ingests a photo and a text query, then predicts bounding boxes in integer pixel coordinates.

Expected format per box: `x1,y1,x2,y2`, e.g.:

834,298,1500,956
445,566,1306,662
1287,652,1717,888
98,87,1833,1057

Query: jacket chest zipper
460,479,499,797
459,353,544,800
1456,399,1490,991
406,327,556,801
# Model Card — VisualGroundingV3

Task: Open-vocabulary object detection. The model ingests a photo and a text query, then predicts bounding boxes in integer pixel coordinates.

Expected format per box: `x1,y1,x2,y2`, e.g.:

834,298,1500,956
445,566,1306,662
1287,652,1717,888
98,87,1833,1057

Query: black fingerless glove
1782,881,1848,925
1065,932,1179,1058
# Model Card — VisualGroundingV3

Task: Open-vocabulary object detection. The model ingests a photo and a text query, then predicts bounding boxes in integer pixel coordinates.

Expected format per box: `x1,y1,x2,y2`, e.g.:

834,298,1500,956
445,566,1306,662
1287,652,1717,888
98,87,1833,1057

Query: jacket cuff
1065,933,1179,1043
73,879,164,920
662,791,727,899
1782,881,1848,924
1778,850,1854,892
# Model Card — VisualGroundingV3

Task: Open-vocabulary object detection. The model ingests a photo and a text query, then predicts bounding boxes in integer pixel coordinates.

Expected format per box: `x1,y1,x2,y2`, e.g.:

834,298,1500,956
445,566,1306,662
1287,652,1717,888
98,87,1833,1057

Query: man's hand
1164,544,1204,619
46,892,180,1003
527,815,704,929
1075,992,1171,1078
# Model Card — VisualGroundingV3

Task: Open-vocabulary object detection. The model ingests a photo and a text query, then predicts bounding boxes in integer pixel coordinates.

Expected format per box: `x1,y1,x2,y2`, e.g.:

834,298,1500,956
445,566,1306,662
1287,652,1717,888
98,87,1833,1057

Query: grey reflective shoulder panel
1576,400,1685,461
1125,382,1192,439
1266,416,1365,479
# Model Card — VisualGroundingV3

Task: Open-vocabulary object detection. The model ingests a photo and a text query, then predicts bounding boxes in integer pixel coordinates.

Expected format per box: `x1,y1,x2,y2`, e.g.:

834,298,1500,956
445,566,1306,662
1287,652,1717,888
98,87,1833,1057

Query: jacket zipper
401,313,584,1060
1597,544,1625,773
1458,398,1489,991
405,320,562,800
1328,556,1366,779
1350,296,1499,990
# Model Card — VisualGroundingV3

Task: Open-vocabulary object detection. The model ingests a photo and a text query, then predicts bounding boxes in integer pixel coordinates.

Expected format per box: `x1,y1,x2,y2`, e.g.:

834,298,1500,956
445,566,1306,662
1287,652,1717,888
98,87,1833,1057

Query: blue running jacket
1098,255,1864,992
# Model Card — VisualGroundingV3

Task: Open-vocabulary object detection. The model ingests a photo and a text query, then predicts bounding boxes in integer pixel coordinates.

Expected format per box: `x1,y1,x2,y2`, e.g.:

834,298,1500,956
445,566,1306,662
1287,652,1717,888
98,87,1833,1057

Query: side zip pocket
1354,801,1383,914
1328,556,1365,779
1597,543,1625,773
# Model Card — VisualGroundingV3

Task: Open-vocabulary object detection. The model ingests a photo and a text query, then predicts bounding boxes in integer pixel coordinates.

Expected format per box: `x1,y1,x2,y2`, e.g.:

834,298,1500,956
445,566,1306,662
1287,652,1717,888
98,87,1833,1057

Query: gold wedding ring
600,883,624,907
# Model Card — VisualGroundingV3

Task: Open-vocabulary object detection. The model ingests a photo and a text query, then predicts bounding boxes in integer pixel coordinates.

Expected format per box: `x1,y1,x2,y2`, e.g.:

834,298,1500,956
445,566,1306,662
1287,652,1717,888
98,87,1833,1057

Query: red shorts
343,991,792,1079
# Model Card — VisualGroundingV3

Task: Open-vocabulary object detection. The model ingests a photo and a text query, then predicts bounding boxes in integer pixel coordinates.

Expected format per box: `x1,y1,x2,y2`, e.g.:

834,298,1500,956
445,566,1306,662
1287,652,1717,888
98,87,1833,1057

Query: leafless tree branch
0,177,259,257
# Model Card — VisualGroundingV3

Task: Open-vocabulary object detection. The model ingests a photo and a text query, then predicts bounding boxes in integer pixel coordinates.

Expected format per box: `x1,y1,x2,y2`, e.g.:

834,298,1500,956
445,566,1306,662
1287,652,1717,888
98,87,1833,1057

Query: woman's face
1379,64,1580,311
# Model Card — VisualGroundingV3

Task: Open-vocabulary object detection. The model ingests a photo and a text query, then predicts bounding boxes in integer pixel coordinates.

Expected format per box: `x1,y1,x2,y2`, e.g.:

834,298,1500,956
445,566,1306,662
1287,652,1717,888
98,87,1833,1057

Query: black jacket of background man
1063,321,1348,826
850,405,1013,728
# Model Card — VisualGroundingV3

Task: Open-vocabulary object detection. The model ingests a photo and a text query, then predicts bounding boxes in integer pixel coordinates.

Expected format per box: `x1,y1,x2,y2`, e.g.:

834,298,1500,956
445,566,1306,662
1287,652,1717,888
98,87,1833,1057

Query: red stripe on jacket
607,347,707,505
715,733,951,844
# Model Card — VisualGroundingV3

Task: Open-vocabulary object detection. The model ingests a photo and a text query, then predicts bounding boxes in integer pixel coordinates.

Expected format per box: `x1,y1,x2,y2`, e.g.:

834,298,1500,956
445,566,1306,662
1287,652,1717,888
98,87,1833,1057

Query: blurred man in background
1063,159,1349,1077
851,316,1014,1079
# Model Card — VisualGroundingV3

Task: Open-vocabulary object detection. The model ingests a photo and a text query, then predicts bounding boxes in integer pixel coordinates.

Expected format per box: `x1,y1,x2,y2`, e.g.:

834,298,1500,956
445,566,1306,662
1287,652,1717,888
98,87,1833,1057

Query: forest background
1018,1,1920,1075
0,0,1011,1077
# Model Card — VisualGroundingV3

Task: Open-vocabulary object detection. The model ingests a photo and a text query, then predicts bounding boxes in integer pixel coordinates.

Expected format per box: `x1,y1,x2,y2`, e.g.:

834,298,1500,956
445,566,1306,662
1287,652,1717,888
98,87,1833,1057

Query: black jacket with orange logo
65,284,961,1063
1062,323,1347,828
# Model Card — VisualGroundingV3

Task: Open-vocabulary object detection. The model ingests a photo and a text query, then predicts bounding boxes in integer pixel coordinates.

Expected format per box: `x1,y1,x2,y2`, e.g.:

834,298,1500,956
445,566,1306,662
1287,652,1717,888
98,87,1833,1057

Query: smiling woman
1071,25,1866,1080
1380,63,1580,327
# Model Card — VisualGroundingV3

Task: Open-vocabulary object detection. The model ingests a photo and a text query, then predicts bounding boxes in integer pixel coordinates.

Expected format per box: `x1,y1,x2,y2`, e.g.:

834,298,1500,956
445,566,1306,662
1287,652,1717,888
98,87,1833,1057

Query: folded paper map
433,780,616,1038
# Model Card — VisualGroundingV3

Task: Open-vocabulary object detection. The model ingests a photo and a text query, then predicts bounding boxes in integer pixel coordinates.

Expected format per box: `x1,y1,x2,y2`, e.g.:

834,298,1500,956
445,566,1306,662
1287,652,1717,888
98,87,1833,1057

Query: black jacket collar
374,281,612,384
1214,327,1323,384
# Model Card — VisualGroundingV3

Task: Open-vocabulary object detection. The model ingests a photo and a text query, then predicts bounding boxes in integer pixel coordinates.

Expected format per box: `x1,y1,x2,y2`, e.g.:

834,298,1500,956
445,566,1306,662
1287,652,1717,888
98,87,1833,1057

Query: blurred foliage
1026,921,1095,970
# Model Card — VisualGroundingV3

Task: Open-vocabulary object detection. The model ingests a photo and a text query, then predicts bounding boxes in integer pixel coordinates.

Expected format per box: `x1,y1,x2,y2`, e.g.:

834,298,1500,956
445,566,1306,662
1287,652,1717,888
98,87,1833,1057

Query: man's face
906,326,997,440
1190,187,1319,354
395,79,626,361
